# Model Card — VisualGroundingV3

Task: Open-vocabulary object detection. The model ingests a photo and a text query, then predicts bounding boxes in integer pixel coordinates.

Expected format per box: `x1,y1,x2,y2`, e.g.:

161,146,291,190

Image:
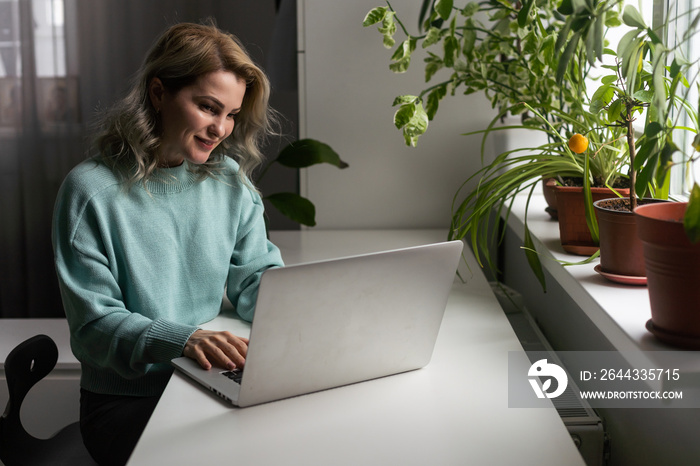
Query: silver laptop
171,240,463,407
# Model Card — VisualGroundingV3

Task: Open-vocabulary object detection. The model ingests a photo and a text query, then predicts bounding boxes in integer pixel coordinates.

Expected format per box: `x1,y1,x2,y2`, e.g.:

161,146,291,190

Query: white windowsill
502,186,694,378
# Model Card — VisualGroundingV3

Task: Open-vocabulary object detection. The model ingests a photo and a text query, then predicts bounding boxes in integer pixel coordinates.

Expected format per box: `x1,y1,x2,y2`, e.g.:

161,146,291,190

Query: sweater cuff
146,319,199,362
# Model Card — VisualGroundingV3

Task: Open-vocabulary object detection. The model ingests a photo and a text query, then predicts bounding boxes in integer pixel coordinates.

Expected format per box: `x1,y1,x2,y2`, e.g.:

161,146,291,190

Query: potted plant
257,138,348,228
364,0,631,289
572,3,700,285
635,185,700,347
617,0,700,344
524,1,700,345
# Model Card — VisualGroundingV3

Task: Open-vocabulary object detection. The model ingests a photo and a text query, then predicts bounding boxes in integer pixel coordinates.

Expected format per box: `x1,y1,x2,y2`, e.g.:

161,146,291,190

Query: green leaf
620,38,643,88
591,83,613,104
604,9,622,28
362,7,387,27
389,56,411,73
518,0,535,27
557,0,573,15
635,151,658,197
594,8,604,62
589,83,614,113
418,0,433,31
644,121,663,139
378,11,397,48
685,184,700,243
622,4,646,29
425,57,443,81
264,192,316,227
633,89,654,103
422,27,441,48
276,139,348,169
589,99,606,115
426,84,447,120
523,184,546,292
556,31,581,84
540,34,555,63
651,50,668,113
462,18,477,55
401,102,429,146
669,57,682,80
616,29,641,62
651,141,678,189
571,16,589,32
692,133,700,152
389,38,417,72
633,137,656,172
554,17,571,55
443,35,459,68
607,98,623,122
647,27,663,45
583,152,599,244
523,226,547,292
584,15,604,65
461,2,479,17
659,140,678,170
394,103,415,130
435,0,453,20
393,95,418,106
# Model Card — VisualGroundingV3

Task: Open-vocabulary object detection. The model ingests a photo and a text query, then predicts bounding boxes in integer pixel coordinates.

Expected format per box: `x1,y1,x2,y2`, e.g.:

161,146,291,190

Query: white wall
298,0,496,230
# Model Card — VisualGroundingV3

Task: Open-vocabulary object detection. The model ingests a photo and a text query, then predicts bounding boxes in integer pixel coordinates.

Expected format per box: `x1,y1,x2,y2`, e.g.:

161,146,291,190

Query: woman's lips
196,136,216,150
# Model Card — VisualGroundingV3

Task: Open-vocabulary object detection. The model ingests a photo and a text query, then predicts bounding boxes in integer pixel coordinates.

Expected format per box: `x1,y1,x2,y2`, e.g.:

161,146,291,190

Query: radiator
491,282,609,466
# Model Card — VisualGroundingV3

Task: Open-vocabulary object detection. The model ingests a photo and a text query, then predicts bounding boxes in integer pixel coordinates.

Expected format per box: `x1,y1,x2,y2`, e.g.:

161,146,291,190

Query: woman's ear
148,77,165,112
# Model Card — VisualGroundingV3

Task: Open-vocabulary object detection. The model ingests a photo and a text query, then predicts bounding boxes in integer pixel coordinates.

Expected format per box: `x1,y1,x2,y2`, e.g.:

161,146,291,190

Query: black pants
79,389,161,466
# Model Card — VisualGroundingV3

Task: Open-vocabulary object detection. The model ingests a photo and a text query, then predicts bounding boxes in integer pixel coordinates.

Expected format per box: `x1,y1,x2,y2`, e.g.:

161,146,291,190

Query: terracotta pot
542,178,558,220
554,185,630,256
635,202,700,347
593,198,667,280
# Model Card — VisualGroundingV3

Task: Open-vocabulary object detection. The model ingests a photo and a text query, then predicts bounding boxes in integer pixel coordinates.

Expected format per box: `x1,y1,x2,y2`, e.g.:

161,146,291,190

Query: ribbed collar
145,161,200,194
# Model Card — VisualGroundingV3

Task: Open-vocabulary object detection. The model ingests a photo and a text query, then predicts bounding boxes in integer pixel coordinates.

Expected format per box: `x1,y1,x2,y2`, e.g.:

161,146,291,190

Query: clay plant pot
593,197,667,282
554,185,630,256
542,178,558,220
635,202,700,348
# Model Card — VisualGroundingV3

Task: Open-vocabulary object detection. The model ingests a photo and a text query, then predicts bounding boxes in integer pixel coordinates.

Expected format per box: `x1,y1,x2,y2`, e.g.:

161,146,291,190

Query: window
0,0,74,128
33,0,66,77
670,0,700,196
0,0,21,125
598,0,699,198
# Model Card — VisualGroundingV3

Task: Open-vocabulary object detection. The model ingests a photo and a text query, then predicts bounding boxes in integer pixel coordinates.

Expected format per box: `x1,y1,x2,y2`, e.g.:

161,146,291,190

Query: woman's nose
209,116,228,138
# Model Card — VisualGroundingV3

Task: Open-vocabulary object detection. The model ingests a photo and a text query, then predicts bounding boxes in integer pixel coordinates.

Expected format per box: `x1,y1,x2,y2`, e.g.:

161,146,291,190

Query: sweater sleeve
52,181,198,380
226,189,284,322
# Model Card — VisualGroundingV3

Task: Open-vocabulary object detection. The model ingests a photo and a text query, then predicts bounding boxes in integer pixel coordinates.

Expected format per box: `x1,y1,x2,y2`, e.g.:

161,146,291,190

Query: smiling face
150,70,246,167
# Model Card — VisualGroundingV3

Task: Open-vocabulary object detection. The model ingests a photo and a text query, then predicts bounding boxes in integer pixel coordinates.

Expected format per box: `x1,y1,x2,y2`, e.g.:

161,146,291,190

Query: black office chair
0,334,97,466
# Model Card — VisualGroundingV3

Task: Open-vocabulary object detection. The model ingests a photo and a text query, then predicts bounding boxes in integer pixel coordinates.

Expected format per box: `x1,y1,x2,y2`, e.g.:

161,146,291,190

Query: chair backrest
2,334,58,442
1,334,96,465
1,335,66,464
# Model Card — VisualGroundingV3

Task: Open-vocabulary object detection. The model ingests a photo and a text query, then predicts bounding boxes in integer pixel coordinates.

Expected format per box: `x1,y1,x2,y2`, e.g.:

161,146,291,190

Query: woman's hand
183,329,248,370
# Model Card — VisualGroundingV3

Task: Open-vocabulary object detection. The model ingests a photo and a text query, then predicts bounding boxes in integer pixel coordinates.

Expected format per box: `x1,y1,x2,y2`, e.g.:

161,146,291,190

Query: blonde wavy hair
93,21,276,186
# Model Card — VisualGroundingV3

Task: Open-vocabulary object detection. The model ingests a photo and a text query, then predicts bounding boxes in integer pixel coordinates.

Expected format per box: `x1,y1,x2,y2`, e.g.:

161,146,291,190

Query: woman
52,22,284,465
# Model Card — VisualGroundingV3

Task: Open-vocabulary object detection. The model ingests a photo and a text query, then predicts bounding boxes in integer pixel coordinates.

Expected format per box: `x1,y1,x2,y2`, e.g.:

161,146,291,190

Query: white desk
127,230,584,466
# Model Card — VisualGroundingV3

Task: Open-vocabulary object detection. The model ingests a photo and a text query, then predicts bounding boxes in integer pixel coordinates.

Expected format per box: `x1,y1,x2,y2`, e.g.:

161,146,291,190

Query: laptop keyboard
221,368,243,384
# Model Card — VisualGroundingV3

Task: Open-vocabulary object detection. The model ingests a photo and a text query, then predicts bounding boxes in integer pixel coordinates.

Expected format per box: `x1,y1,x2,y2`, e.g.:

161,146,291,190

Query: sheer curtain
0,0,297,318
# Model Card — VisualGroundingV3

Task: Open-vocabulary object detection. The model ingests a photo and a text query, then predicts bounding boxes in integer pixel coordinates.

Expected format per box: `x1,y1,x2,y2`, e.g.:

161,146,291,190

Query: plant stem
625,99,637,211
386,1,411,37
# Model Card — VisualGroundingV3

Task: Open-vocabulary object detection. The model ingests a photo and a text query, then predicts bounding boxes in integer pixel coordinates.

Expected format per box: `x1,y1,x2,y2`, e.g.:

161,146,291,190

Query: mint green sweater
52,157,284,397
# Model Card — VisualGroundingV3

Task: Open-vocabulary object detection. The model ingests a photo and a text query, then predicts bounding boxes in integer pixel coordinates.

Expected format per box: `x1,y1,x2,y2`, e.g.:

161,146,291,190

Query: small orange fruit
568,133,589,154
